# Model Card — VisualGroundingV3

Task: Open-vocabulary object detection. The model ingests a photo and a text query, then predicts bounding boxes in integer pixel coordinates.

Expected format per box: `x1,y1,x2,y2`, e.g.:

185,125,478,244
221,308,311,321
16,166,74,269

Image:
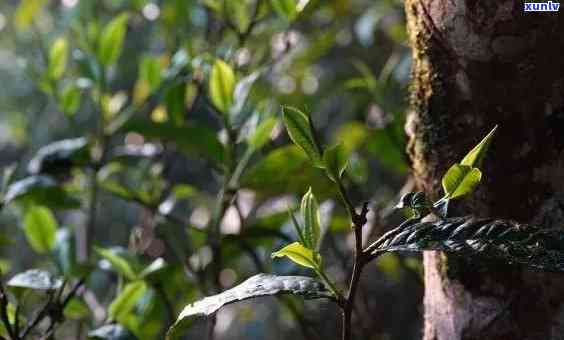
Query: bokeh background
0,0,422,339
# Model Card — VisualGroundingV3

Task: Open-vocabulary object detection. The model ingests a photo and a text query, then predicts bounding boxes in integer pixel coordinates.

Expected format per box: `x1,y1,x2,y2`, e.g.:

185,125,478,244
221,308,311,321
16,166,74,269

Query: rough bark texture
404,1,564,339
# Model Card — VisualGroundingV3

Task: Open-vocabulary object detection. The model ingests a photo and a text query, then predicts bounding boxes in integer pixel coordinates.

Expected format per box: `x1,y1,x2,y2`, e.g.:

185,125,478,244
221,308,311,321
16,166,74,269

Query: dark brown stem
342,223,367,340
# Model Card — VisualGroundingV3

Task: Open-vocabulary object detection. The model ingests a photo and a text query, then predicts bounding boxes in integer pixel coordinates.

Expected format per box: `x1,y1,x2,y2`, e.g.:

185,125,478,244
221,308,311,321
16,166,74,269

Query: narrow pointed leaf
300,188,320,249
282,107,322,166
167,274,329,339
288,209,307,246
95,247,138,281
460,125,497,168
98,13,129,67
108,281,147,322
271,242,317,268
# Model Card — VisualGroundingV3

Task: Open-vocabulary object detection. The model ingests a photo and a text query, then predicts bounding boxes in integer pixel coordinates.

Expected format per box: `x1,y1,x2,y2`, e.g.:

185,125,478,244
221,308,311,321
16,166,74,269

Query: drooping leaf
22,206,58,254
369,216,564,273
48,37,68,80
248,117,277,150
98,13,129,67
167,274,329,339
271,242,318,268
460,125,498,168
15,0,47,31
95,247,138,281
282,107,322,166
88,324,138,340
7,269,63,291
442,164,482,199
3,175,80,209
323,143,348,182
300,188,320,250
209,59,235,114
27,138,90,175
109,281,147,322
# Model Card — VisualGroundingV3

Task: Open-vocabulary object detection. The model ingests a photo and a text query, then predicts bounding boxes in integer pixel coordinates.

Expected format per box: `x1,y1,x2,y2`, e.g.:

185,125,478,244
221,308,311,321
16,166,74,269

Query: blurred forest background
0,0,421,339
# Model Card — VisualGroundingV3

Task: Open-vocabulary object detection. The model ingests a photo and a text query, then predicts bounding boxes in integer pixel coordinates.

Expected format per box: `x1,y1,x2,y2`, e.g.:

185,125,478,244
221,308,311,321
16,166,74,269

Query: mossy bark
404,1,564,339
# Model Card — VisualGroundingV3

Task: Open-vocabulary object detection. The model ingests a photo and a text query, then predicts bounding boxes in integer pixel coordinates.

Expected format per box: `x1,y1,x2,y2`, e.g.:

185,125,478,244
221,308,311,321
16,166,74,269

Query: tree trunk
404,1,564,339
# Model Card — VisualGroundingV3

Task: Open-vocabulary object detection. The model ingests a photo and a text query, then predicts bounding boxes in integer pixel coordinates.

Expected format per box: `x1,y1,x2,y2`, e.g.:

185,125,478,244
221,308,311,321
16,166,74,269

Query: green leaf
288,209,306,246
323,143,348,182
64,298,90,320
14,0,47,31
442,164,482,199
460,125,498,168
60,84,82,117
248,117,277,150
89,324,138,340
271,0,298,21
139,258,167,280
53,228,77,276
109,281,147,322
300,188,320,250
27,137,90,175
209,59,235,114
98,13,129,67
271,242,318,268
95,247,138,281
7,269,62,291
23,206,58,254
3,175,80,209
48,37,68,80
231,71,260,118
121,119,224,165
139,56,162,92
167,274,329,340
242,146,334,199
282,107,322,167
165,83,186,126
